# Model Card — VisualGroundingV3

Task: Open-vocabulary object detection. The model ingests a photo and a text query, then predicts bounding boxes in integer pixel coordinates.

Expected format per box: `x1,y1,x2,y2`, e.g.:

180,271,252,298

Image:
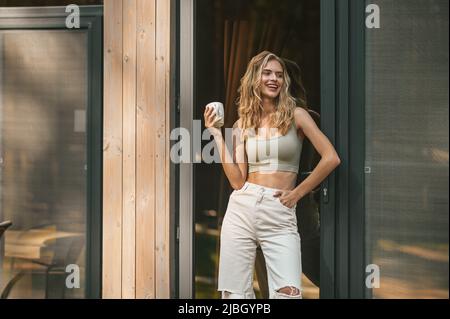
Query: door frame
320,0,367,299
178,0,195,299
319,0,337,299
178,0,367,299
347,0,367,299
0,5,103,299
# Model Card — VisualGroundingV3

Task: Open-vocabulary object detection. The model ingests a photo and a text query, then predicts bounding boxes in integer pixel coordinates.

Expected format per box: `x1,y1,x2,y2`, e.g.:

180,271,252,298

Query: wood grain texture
156,0,170,298
103,0,172,299
103,0,123,299
136,0,156,299
122,0,137,299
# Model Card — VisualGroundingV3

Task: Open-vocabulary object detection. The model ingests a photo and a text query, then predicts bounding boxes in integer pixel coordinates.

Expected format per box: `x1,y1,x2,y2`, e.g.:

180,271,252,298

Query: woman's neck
261,97,276,116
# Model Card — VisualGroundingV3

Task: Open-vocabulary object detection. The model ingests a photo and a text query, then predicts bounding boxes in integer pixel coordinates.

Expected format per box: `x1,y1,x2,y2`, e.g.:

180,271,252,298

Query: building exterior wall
103,0,175,299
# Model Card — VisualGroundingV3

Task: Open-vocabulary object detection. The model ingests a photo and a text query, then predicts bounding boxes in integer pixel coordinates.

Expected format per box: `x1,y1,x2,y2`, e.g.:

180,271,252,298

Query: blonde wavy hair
236,51,298,138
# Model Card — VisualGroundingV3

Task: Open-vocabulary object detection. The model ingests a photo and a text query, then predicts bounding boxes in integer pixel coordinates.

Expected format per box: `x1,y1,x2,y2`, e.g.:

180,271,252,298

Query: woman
204,51,340,299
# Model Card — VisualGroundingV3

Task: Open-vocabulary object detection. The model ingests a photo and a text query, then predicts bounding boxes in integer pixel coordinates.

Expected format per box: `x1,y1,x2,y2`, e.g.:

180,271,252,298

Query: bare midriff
247,171,297,191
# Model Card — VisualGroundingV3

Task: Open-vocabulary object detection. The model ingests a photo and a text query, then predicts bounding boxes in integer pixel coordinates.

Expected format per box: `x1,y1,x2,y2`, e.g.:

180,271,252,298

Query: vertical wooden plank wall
136,0,155,299
103,0,173,299
103,0,123,298
122,0,137,299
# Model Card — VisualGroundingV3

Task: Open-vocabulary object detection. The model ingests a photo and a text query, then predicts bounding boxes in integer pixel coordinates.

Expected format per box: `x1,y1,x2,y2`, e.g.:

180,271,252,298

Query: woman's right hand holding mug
204,105,217,129
204,106,222,136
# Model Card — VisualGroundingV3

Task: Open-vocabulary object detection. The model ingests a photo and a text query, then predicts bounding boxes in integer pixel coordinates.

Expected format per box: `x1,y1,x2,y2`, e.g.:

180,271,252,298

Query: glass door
0,6,102,299
180,0,324,299
363,0,449,299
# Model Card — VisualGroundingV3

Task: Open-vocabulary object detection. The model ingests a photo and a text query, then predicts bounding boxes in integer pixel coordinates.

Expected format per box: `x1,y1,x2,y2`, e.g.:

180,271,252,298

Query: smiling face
260,59,285,100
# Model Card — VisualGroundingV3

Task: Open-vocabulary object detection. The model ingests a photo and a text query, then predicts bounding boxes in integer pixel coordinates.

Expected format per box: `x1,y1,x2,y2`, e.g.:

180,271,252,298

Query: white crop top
245,122,303,173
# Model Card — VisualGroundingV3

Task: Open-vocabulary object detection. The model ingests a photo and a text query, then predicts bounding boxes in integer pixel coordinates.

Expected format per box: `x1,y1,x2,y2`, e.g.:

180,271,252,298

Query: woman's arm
204,107,248,190
293,107,340,199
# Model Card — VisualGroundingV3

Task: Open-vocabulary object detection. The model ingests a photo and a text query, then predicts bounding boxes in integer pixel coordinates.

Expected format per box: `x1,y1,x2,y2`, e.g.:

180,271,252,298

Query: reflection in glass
365,0,449,299
0,31,87,298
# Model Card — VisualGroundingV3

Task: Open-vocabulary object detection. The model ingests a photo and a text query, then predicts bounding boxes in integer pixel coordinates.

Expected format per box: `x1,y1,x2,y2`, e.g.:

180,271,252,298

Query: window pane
0,30,87,298
365,0,449,298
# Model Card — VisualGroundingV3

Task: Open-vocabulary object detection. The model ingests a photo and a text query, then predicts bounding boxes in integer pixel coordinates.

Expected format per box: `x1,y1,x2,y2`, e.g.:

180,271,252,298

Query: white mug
206,102,224,128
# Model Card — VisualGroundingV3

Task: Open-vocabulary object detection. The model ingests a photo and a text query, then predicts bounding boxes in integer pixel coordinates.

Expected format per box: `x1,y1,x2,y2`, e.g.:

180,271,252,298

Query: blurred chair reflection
1,224,83,299
0,221,12,239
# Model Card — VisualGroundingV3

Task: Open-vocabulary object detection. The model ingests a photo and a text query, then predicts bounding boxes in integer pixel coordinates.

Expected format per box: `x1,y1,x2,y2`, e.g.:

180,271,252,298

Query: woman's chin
262,92,280,100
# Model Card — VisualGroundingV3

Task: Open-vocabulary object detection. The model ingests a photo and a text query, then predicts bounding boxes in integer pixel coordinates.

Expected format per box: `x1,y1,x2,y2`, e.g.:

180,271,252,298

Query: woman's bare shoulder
293,107,313,138
294,107,311,126
294,106,310,117
233,118,243,129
